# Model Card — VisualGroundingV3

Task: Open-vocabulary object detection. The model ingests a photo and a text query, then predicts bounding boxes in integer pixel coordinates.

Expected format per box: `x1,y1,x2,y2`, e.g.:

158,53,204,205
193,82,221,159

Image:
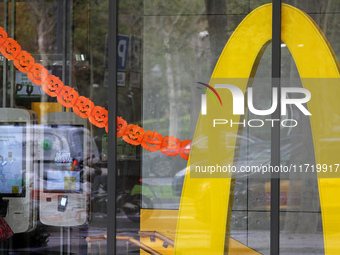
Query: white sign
15,71,42,97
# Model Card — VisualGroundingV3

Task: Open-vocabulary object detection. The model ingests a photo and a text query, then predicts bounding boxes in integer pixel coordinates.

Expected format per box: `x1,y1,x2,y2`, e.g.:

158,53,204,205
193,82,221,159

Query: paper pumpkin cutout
42,75,64,97
13,51,35,73
57,86,79,108
27,63,49,85
0,27,8,46
89,106,108,128
73,96,94,118
116,117,128,138
179,140,191,160
0,38,21,60
160,136,181,157
141,131,163,152
122,124,145,145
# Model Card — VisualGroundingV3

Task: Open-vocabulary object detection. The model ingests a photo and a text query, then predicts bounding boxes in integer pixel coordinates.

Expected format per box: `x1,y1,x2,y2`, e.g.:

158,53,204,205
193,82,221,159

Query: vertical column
67,0,72,88
271,0,281,255
9,0,15,108
60,227,64,255
61,0,66,112
108,0,118,254
2,0,8,108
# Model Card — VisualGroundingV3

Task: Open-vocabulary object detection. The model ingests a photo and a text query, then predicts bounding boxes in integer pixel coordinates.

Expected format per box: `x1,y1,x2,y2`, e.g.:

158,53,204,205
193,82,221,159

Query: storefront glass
0,0,339,255
278,1,340,254
140,0,273,254
0,0,109,254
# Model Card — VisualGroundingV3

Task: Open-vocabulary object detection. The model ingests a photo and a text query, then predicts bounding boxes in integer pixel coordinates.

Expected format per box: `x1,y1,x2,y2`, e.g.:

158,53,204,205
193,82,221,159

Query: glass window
0,0,109,254
0,1,336,254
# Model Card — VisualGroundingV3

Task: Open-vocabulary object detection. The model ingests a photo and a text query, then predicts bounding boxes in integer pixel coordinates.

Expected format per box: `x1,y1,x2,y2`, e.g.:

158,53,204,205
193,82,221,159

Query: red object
89,106,108,128
13,51,35,73
0,216,14,242
73,96,94,118
265,192,290,206
42,75,64,97
160,136,181,157
27,63,49,85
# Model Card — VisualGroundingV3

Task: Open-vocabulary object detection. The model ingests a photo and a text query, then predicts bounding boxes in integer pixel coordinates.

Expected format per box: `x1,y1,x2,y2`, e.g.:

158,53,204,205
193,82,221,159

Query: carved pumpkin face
13,51,35,73
179,140,191,160
42,75,64,97
57,86,79,108
122,124,145,145
0,38,21,60
141,131,163,152
73,96,94,118
89,106,108,128
160,136,181,157
0,28,8,46
27,63,49,85
116,117,127,138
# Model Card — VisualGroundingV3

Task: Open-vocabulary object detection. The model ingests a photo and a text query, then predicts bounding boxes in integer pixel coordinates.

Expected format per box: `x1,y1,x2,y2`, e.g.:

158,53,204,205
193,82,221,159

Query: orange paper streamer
0,26,190,160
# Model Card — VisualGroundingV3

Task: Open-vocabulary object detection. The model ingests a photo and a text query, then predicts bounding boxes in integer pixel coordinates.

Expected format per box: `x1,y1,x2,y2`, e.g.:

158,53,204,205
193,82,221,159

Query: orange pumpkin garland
42,75,64,97
116,117,128,138
14,51,35,73
0,27,8,46
179,140,191,160
57,86,79,108
0,38,21,60
27,63,49,85
89,106,108,128
0,25,191,160
73,96,95,118
122,124,145,146
160,136,181,157
141,131,163,152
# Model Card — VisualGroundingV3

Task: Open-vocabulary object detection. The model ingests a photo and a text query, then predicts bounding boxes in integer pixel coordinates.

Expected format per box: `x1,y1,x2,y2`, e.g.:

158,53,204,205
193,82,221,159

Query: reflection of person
92,171,107,213
0,216,14,242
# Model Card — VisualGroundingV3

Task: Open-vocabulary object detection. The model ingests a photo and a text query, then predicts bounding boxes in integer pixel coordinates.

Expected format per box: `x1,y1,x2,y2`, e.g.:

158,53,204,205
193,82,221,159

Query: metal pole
60,227,64,255
67,227,71,255
61,0,66,112
2,0,8,108
9,0,15,108
108,0,117,254
62,0,66,82
271,0,281,254
68,0,72,88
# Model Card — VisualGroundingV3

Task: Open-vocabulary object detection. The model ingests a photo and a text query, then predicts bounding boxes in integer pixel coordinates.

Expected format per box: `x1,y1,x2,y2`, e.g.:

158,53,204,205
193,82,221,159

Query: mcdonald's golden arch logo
175,4,340,255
